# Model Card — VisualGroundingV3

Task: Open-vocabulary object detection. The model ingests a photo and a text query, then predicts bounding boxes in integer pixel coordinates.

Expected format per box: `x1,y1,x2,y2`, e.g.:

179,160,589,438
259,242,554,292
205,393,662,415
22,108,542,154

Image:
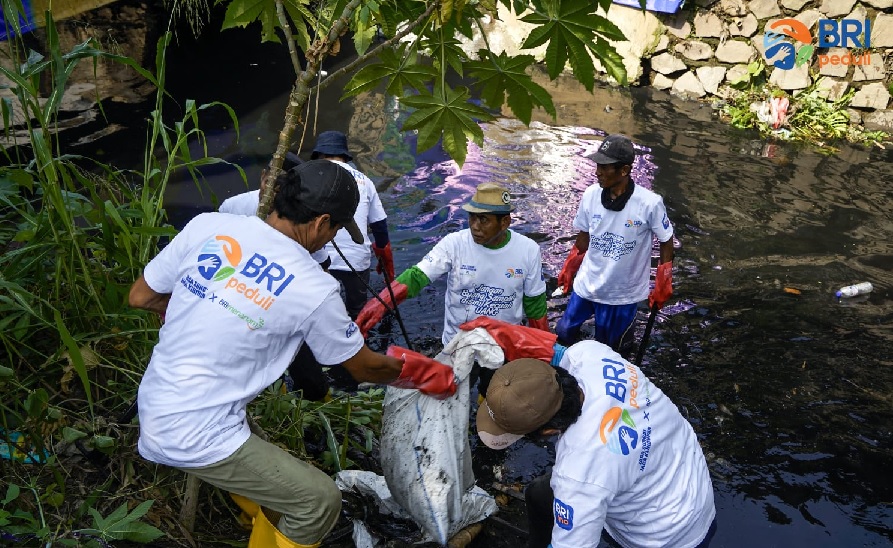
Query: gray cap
586,134,635,165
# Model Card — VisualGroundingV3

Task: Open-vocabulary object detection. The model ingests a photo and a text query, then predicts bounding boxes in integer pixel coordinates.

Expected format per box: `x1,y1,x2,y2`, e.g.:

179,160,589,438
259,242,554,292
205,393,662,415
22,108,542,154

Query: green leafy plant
170,0,633,216
721,65,889,147
0,1,247,544
73,500,164,545
250,383,385,473
787,83,852,142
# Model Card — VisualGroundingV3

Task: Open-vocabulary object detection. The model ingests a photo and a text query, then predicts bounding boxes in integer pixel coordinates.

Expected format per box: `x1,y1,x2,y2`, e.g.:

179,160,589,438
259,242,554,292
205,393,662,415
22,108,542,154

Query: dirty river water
61,9,893,546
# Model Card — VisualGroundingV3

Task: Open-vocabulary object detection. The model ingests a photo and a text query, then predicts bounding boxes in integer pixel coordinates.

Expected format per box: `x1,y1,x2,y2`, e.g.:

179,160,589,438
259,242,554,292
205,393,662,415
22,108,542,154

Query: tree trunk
256,0,363,218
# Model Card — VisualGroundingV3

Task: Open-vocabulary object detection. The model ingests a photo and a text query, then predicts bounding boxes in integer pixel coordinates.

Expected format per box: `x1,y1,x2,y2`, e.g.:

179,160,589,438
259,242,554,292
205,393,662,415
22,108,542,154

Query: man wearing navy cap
311,131,394,320
555,134,675,351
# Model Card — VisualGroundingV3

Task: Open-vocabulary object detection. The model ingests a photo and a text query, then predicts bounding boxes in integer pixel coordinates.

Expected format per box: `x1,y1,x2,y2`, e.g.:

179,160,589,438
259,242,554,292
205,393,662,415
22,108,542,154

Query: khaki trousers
179,434,341,545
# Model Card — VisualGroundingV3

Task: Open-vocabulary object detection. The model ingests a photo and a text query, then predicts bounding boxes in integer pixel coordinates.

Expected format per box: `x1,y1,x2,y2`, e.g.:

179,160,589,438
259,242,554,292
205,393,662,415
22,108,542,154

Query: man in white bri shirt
128,160,456,548
218,151,334,400
461,317,716,548
555,134,675,352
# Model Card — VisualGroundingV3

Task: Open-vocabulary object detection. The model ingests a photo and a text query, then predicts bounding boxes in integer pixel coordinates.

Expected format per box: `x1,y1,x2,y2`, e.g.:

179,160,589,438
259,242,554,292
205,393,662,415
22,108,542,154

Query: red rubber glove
649,262,673,310
373,242,395,281
557,246,585,294
355,281,408,337
527,316,549,332
459,317,557,363
387,346,457,399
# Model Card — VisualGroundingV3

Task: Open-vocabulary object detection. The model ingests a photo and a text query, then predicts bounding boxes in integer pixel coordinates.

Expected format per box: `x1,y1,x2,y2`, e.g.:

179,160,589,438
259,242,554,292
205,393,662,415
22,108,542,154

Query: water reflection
374,90,893,546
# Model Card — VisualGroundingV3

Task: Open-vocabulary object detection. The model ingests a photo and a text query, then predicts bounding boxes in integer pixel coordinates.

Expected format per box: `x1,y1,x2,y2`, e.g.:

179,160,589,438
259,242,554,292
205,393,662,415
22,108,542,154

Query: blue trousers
555,292,637,351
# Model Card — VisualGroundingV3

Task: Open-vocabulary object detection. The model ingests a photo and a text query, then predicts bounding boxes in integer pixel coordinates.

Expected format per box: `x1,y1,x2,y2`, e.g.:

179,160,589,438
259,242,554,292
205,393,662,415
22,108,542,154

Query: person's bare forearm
129,276,171,315
574,231,589,253
341,345,403,383
658,239,674,265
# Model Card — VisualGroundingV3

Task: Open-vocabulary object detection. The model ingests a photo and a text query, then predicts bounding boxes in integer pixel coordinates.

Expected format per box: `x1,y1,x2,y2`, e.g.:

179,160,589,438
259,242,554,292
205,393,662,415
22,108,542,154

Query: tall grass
0,2,386,543
0,1,243,543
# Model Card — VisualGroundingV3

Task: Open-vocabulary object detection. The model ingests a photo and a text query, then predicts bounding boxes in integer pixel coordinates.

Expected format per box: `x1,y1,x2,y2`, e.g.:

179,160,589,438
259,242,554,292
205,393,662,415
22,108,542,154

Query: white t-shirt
322,160,387,272
137,213,363,468
572,184,673,305
416,229,546,345
550,341,715,548
219,189,329,264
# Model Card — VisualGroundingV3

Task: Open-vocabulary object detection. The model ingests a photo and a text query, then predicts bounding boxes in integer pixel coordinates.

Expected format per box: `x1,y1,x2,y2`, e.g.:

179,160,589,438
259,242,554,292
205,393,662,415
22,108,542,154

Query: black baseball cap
586,134,636,165
291,160,363,244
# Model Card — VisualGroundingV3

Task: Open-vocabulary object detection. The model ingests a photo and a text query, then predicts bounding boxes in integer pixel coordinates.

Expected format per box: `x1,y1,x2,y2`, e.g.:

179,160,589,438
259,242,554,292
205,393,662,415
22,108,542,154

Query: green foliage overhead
520,0,627,88
401,83,496,166
343,43,439,98
467,51,556,125
214,0,628,165
218,0,313,49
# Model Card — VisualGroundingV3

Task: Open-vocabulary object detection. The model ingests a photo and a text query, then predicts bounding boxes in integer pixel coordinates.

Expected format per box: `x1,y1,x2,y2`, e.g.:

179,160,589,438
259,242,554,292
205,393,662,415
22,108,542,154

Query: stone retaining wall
468,0,893,132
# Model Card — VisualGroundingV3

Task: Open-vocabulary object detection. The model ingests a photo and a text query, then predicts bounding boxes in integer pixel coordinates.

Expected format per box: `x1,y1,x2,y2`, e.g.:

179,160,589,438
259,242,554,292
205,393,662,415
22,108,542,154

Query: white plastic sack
379,328,503,544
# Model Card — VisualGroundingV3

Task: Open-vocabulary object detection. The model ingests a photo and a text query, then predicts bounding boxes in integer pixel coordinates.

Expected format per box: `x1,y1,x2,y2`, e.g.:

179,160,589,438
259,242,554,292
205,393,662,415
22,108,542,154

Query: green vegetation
0,2,386,544
721,60,889,148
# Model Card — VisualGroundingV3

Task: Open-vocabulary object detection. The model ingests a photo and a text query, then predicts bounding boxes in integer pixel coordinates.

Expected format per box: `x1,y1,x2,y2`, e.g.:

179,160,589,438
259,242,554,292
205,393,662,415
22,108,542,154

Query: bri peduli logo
764,18,872,71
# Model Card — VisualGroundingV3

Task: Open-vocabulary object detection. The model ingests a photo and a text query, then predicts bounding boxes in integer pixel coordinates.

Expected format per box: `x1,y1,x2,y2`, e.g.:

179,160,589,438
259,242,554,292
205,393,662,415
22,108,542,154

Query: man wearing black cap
218,152,333,401
555,134,675,351
128,160,457,548
311,130,394,319
459,317,716,548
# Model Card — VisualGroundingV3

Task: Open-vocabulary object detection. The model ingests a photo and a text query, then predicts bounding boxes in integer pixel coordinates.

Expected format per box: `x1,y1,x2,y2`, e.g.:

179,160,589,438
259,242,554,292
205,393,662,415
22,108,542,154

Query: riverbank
462,1,893,142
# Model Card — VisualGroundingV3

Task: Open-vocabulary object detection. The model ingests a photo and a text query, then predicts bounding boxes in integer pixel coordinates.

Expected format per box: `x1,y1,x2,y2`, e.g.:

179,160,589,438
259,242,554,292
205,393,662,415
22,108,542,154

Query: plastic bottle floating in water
836,282,873,299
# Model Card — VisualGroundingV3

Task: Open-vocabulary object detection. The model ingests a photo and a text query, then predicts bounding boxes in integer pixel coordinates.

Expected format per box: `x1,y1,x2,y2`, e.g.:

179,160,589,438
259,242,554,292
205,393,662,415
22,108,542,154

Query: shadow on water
60,5,893,545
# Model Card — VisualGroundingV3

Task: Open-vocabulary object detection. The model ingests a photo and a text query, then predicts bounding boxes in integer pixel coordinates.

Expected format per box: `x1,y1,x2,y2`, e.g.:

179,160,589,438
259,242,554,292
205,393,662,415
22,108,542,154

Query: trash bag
374,328,502,544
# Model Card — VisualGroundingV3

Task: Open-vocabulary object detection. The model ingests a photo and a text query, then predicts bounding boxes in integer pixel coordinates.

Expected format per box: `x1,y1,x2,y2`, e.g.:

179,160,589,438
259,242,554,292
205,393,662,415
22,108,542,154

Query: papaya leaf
589,36,627,85
220,0,314,45
467,52,555,124
342,45,438,99
420,34,468,77
220,0,279,42
519,0,628,89
401,84,495,166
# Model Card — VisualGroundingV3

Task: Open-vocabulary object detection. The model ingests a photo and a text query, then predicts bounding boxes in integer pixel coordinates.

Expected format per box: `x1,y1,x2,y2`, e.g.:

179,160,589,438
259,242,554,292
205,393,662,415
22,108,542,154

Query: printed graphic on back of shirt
183,234,299,330
597,356,654,471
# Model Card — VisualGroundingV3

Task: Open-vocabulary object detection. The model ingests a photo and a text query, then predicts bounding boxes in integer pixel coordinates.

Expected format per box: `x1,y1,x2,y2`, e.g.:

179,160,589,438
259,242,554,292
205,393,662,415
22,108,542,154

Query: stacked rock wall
651,0,893,130
467,0,893,132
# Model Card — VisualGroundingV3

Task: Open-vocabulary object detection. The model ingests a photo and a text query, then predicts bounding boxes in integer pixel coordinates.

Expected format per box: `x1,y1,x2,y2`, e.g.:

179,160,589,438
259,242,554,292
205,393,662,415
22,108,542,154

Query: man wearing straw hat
355,182,549,362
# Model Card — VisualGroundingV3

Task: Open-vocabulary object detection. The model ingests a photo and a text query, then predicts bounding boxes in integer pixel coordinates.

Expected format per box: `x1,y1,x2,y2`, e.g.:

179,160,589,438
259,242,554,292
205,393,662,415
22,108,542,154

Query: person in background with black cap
459,317,716,548
555,134,675,352
311,130,394,319
218,152,333,401
129,160,456,548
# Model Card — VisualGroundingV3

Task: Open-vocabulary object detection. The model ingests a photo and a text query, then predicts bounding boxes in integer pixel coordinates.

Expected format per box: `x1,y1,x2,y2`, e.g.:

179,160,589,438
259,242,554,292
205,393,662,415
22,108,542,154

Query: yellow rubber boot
248,504,321,548
230,493,260,530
